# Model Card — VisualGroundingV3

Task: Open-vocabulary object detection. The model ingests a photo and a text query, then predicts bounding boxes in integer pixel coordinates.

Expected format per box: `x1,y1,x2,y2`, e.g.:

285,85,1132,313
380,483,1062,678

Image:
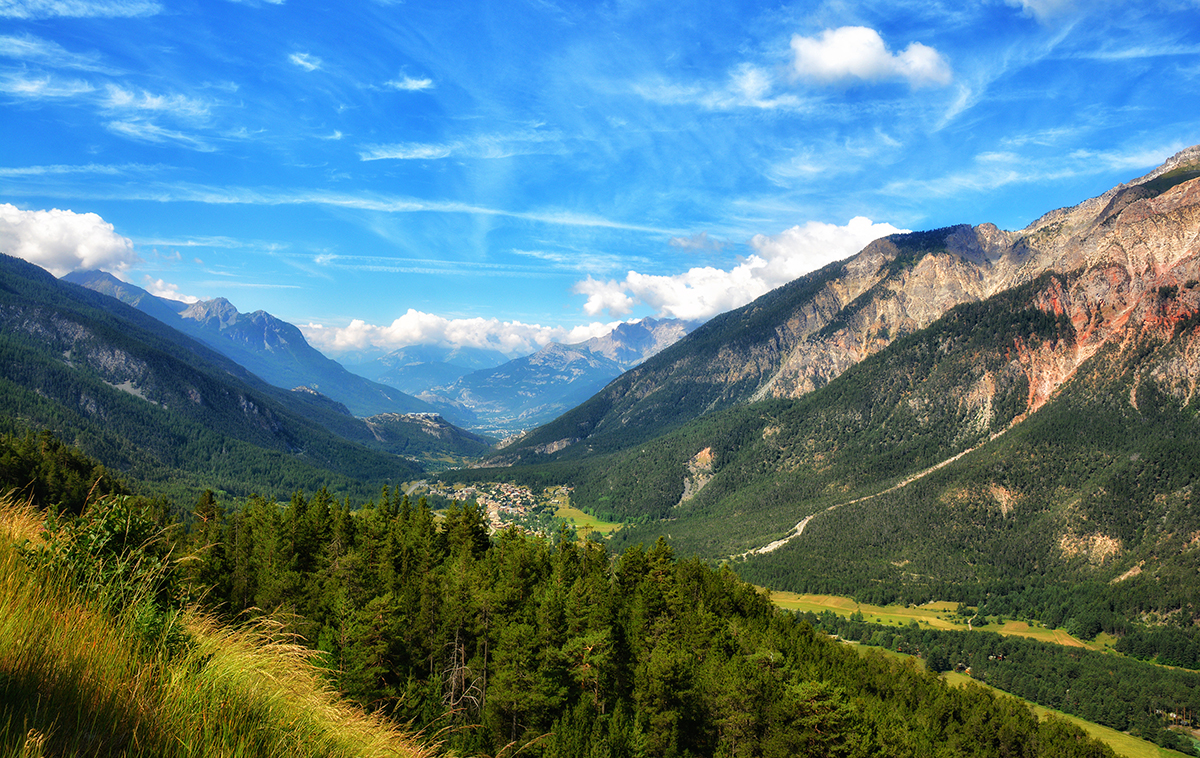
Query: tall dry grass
0,498,436,758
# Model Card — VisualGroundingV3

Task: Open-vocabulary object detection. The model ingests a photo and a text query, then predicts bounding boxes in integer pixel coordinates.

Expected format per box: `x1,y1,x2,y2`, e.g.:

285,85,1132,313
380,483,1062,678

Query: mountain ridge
62,271,439,421
492,145,1200,465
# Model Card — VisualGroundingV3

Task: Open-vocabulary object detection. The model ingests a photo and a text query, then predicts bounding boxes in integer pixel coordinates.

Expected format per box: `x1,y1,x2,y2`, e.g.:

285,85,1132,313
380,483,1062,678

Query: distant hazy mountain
416,318,698,435
351,344,512,395
63,271,441,421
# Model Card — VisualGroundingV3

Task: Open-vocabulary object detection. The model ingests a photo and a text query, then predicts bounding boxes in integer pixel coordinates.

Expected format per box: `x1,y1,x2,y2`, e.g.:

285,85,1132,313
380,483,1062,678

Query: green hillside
454,269,1200,674
0,435,1121,758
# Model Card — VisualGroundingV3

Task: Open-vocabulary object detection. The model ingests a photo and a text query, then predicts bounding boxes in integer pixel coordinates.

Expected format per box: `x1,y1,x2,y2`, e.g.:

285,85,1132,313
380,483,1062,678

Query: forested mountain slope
64,270,439,420
492,145,1200,465
0,254,441,498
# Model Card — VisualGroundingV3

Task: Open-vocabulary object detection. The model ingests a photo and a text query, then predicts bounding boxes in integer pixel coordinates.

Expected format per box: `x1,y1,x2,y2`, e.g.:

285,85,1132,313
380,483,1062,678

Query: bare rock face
753,147,1200,405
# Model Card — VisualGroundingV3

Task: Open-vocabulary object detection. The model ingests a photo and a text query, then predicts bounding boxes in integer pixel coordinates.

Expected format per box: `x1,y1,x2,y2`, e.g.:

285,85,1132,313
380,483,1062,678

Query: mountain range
62,271,441,421
0,257,491,500
457,145,1200,629
414,318,697,435
65,271,697,436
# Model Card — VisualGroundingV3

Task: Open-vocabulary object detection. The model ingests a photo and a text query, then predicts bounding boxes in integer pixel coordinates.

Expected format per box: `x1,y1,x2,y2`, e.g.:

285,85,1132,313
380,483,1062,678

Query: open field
555,504,623,536
767,589,1105,650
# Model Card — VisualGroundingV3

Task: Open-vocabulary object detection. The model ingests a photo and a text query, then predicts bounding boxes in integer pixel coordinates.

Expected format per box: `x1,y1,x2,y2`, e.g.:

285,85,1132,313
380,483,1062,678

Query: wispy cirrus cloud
880,142,1189,201
105,120,216,151
0,162,165,177
0,71,94,98
669,231,729,252
0,33,116,72
359,127,565,161
633,63,809,112
790,26,952,88
103,84,213,118
0,0,161,18
384,74,433,91
311,252,559,278
288,52,321,71
0,179,678,236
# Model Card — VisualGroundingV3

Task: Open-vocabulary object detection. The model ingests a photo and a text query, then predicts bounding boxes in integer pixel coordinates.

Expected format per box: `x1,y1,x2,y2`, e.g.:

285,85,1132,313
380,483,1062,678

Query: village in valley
420,481,577,535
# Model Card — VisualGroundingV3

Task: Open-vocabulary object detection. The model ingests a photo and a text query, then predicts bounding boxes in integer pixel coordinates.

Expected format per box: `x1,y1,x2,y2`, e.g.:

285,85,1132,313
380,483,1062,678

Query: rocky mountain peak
181,297,240,327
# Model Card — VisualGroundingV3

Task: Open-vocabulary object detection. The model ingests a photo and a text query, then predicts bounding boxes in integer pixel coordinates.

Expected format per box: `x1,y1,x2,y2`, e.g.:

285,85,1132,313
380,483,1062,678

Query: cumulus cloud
791,27,952,88
302,309,622,356
574,217,906,321
0,203,137,276
143,276,199,303
0,0,161,18
289,52,321,71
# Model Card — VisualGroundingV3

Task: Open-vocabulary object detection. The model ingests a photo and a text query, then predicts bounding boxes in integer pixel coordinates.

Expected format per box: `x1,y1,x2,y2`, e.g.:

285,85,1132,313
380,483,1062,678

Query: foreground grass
0,501,434,758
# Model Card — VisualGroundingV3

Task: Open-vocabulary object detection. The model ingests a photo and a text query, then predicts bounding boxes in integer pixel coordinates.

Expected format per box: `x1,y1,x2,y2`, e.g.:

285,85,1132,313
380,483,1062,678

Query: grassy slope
0,501,432,758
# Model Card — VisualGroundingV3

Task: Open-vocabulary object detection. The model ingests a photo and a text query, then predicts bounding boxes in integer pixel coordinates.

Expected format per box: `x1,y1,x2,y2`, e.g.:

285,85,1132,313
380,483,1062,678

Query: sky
1,0,1198,359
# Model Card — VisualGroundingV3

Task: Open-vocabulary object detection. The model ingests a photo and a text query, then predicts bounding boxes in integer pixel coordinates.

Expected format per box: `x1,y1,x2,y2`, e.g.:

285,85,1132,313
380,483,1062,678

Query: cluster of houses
432,481,543,532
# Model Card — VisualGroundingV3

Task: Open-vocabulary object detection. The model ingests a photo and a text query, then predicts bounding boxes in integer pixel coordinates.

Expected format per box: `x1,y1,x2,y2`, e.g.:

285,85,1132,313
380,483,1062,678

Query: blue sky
1,0,1198,358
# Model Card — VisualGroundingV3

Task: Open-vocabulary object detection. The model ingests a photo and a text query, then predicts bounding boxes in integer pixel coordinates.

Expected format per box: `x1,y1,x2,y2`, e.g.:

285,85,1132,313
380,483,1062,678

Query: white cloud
0,71,94,98
0,0,160,18
103,84,212,118
0,203,137,276
289,52,321,71
0,33,113,72
142,276,199,303
301,309,622,356
791,27,952,88
360,142,454,161
385,74,433,91
881,142,1188,200
574,217,906,320
105,120,215,151
359,129,564,162
0,163,157,177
